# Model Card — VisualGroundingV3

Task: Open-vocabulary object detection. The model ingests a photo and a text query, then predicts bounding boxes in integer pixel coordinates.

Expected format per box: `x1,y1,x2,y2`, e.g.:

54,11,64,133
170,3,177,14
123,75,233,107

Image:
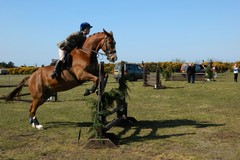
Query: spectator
233,63,238,82
187,63,196,83
212,65,217,80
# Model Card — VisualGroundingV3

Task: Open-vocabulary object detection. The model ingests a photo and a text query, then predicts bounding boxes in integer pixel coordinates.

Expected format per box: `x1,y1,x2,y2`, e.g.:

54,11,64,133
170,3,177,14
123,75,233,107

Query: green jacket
57,31,86,52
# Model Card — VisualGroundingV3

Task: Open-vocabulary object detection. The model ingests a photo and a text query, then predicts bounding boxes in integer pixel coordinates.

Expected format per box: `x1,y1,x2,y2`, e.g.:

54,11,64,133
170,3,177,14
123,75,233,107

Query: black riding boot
51,60,63,79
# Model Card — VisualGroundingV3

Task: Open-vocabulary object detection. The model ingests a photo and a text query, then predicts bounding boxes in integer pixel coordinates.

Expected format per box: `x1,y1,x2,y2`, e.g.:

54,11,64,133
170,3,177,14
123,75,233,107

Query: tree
0,62,7,68
7,61,15,68
0,61,15,68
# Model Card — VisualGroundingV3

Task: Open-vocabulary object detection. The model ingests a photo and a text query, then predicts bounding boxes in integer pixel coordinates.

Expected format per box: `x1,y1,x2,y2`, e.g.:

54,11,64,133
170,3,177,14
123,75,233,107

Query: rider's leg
51,60,63,79
51,49,66,79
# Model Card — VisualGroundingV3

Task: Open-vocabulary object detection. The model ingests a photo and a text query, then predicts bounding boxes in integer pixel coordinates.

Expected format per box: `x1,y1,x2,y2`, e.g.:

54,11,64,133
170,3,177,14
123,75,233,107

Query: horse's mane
88,32,103,38
71,32,104,57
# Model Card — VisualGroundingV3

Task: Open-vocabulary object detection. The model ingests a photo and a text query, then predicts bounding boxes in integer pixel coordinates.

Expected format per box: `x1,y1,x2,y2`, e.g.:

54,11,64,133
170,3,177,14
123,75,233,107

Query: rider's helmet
80,22,93,31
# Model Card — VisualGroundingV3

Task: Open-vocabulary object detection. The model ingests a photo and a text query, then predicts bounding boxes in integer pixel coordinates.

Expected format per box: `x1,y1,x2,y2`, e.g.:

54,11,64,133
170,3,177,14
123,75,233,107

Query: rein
79,47,105,56
79,35,108,56
79,36,114,59
79,48,105,60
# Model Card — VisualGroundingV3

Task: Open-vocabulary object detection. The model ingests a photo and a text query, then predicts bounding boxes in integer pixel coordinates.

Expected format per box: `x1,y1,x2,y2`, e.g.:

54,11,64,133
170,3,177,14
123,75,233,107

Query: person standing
212,65,217,80
233,63,238,82
187,63,196,83
51,22,93,79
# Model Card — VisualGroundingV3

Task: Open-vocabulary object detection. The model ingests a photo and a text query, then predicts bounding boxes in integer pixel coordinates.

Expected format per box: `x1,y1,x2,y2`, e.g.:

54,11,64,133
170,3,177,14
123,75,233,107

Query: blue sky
0,0,240,66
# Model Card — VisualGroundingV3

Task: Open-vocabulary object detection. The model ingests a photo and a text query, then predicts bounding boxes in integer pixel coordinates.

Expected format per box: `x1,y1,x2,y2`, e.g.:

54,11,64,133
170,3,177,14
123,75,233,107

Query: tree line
0,61,15,68
1,60,239,75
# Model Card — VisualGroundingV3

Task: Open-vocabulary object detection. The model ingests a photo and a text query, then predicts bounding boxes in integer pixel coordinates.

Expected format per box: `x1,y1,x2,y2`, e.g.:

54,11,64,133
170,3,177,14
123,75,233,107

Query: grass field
0,72,240,160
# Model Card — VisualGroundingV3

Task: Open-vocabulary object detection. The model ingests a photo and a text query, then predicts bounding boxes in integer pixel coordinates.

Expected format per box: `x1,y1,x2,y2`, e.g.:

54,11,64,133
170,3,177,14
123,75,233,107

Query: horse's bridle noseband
102,36,116,56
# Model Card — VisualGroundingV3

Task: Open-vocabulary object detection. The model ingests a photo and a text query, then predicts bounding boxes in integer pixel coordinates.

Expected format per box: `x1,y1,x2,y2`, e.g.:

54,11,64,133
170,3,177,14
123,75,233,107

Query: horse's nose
112,55,117,62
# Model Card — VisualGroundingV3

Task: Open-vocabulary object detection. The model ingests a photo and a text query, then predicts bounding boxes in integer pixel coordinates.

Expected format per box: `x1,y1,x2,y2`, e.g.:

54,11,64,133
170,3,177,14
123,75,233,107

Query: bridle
102,36,116,56
80,35,116,60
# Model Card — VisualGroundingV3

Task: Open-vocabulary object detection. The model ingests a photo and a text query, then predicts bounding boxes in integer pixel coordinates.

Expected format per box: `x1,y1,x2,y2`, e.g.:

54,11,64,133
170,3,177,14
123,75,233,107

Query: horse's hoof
32,123,44,130
36,125,44,130
83,89,91,96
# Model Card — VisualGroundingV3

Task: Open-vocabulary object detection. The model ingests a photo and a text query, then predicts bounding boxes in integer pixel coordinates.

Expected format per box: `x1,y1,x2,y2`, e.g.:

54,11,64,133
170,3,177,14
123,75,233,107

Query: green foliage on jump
88,76,129,138
162,66,173,81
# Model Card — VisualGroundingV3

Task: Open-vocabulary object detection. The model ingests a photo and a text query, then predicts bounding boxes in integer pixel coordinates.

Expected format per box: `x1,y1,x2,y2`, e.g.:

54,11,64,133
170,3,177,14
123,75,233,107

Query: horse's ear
103,28,113,37
103,28,107,34
109,31,113,36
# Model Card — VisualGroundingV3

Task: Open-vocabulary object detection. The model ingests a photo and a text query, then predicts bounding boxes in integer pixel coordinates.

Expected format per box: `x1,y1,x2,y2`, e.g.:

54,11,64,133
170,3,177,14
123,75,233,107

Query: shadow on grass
118,119,225,144
161,86,185,89
44,121,92,129
44,119,224,144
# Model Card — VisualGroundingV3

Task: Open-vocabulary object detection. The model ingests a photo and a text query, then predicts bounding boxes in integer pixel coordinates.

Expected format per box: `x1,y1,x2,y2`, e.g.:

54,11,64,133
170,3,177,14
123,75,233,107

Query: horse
6,29,117,130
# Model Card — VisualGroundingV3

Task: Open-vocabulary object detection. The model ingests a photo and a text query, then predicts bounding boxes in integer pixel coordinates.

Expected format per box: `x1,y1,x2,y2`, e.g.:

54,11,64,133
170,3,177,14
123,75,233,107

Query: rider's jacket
57,31,86,52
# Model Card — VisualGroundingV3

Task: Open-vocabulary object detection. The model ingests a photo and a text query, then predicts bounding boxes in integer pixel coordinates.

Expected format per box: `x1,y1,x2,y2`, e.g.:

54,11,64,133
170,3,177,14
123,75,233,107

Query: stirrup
51,72,59,79
51,72,56,79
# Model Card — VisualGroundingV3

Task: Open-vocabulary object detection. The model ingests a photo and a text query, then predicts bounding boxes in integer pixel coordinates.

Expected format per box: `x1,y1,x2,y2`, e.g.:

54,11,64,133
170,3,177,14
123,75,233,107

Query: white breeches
58,49,67,61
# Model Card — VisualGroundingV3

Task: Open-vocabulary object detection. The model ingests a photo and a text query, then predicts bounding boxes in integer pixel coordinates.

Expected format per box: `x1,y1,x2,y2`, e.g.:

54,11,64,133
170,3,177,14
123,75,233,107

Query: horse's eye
108,40,116,46
108,41,113,46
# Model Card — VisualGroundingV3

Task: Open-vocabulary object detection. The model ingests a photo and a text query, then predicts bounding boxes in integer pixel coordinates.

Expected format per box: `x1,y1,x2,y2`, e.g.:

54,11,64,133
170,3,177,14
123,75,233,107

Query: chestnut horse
6,29,117,129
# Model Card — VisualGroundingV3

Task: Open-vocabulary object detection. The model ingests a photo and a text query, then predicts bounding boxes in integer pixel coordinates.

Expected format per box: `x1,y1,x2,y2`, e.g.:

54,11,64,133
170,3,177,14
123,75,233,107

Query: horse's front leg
83,73,109,96
76,70,98,96
83,79,98,96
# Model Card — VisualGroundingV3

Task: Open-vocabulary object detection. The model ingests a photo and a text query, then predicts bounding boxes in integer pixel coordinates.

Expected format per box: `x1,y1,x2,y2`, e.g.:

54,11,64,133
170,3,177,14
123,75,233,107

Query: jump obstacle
142,62,162,89
0,81,57,102
83,61,137,149
171,73,206,81
0,84,32,102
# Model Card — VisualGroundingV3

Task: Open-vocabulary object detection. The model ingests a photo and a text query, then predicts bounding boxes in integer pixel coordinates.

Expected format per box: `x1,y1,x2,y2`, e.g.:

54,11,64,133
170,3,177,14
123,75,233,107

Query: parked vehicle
114,62,143,81
0,68,8,75
180,63,205,74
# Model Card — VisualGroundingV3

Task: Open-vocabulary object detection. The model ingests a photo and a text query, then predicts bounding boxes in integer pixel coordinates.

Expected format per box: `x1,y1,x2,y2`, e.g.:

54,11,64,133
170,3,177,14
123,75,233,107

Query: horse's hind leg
29,99,44,130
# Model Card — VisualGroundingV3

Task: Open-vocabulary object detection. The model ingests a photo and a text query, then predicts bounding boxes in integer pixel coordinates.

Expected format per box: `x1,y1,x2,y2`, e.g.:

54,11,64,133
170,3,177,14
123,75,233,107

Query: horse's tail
5,76,30,101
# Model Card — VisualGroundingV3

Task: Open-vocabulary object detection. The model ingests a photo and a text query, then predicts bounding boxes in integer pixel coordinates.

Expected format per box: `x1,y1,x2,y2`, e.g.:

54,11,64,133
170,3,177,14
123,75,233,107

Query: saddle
50,53,72,70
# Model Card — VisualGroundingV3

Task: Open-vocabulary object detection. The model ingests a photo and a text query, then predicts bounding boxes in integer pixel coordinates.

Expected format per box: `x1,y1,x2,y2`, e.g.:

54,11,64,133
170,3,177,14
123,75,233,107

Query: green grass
0,72,240,160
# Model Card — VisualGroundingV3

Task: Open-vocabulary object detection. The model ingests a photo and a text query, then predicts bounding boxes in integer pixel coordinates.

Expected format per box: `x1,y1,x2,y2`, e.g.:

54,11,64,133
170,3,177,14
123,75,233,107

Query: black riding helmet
80,22,93,31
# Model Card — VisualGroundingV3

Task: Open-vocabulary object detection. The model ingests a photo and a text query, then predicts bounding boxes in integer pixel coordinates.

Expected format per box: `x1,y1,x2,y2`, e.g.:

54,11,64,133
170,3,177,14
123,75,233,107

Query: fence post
155,64,161,89
97,61,105,138
142,61,148,86
117,61,128,118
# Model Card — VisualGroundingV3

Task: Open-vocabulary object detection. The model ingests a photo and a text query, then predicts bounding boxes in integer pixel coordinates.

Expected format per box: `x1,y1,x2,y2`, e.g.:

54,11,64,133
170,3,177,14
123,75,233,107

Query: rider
51,22,93,79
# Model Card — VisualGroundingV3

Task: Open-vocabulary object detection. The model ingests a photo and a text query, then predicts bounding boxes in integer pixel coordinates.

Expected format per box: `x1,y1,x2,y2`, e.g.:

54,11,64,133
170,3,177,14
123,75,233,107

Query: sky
0,0,240,66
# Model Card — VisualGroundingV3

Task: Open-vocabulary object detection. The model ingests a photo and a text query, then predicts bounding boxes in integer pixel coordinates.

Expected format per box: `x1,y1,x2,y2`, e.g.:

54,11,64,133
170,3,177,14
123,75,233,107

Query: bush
162,67,172,81
7,67,39,75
